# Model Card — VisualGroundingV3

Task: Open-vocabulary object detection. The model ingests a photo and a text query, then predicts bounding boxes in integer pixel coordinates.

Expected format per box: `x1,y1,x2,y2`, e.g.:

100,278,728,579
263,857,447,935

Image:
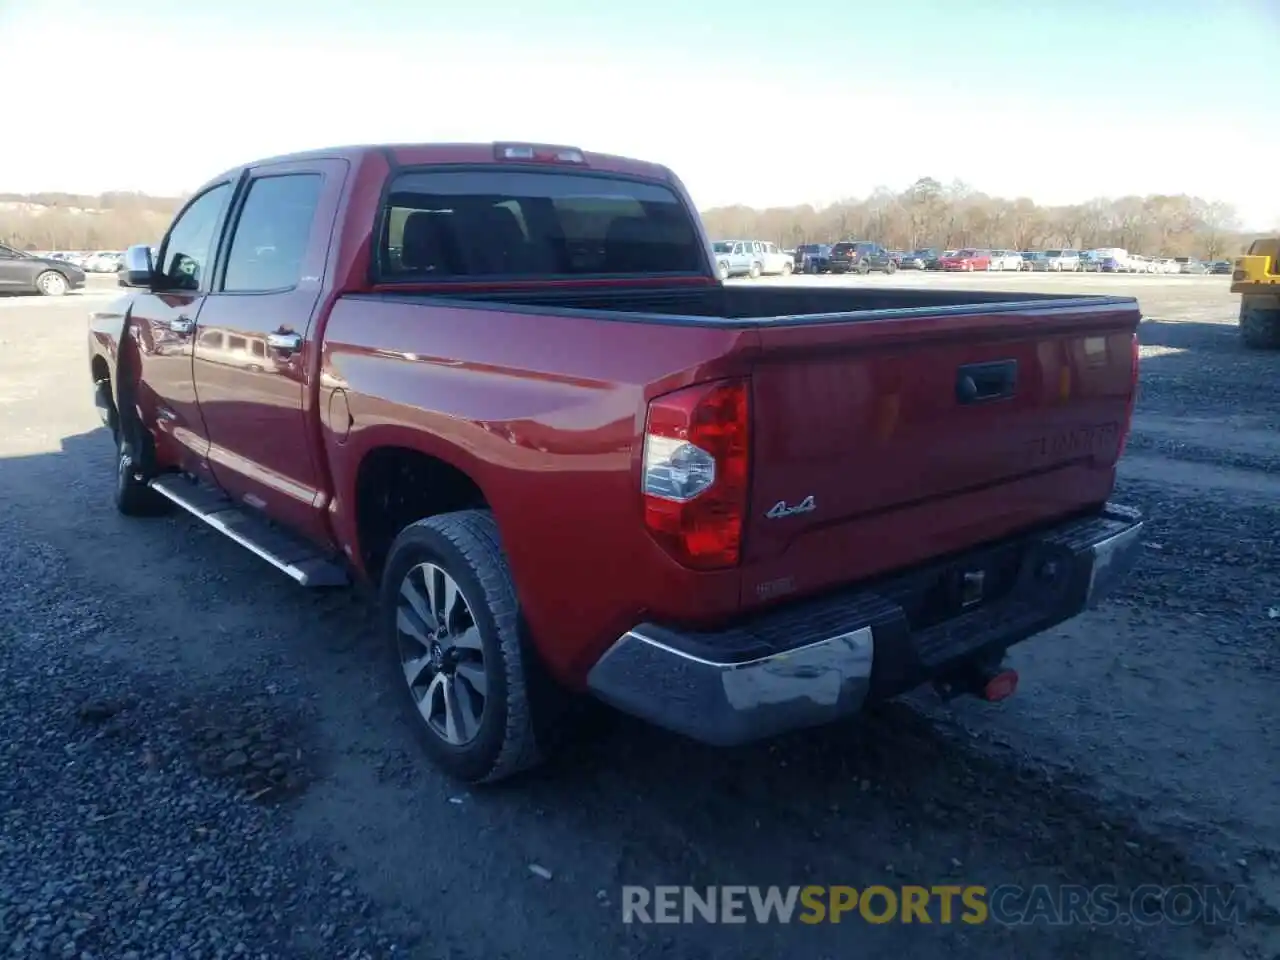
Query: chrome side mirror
118,244,155,288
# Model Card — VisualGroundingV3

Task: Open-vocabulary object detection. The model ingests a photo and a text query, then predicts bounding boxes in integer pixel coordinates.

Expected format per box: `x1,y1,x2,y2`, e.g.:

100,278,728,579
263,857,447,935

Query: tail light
1117,331,1140,458
641,378,750,570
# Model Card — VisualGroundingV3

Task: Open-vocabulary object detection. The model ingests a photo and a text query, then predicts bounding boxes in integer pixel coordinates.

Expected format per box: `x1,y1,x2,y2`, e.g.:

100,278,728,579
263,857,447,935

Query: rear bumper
587,503,1143,747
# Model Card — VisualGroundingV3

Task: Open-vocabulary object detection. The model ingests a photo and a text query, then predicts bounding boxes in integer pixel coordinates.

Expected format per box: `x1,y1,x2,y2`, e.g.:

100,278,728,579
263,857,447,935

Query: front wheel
381,510,550,784
717,260,730,281
748,262,762,279
884,261,897,275
781,262,793,276
36,270,69,296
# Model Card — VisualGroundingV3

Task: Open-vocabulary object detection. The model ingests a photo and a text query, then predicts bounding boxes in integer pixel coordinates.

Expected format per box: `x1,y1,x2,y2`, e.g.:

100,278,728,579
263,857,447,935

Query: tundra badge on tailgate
766,495,816,519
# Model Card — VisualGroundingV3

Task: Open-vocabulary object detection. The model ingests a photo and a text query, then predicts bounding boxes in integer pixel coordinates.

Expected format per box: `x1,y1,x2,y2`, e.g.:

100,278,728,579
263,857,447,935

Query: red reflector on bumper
981,669,1019,702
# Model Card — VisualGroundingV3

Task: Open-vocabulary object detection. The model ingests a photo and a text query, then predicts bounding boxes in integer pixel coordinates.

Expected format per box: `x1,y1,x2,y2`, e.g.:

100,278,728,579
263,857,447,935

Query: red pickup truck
88,142,1144,784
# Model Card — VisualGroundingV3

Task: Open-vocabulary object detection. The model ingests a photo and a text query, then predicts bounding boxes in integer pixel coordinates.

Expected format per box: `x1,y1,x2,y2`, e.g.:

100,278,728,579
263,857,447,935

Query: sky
2,0,1278,229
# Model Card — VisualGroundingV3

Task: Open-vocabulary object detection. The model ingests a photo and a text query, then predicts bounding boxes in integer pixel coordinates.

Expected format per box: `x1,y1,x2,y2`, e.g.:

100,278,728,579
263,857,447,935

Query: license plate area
881,540,1025,632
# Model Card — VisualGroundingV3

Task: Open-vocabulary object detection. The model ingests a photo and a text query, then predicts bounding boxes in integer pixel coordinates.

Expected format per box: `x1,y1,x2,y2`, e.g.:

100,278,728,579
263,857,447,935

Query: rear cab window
377,169,706,280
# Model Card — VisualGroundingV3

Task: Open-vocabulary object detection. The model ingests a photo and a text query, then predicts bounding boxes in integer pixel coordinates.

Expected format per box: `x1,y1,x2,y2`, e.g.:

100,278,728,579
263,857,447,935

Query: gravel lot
1,271,1276,959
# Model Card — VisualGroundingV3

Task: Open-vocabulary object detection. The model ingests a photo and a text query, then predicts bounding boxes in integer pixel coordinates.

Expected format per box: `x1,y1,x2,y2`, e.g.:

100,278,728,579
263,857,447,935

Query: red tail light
641,378,750,570
1117,331,1139,458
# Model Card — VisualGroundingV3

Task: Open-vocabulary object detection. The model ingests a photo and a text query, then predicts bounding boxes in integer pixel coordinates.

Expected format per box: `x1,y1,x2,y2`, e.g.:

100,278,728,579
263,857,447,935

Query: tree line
0,179,1264,260
0,192,183,251
700,178,1260,260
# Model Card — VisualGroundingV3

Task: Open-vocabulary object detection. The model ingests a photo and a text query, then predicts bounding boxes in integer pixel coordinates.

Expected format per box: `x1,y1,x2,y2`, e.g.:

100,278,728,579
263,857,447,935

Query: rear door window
379,169,705,279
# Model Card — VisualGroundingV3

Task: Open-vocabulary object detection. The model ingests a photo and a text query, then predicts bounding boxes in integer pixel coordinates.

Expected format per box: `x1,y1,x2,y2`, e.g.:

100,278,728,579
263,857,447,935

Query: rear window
378,169,705,279
1045,250,1063,257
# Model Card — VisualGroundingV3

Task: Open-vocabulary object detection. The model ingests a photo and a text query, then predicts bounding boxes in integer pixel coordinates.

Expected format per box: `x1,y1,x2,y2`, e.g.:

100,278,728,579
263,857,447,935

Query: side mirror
118,244,155,288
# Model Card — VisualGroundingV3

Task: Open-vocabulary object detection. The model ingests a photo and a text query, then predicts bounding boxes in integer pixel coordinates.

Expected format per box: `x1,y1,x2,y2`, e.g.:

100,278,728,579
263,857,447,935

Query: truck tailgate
741,301,1139,602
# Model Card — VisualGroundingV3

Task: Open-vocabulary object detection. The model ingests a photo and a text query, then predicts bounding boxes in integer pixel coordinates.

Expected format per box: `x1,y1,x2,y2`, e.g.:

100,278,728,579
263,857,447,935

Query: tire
36,270,69,296
1240,304,1280,350
748,262,762,279
380,510,550,784
885,261,897,275
857,261,871,276
782,262,793,276
717,260,730,281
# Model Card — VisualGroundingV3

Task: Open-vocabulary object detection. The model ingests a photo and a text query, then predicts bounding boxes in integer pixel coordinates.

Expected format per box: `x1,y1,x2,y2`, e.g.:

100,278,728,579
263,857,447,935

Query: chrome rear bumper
587,503,1143,746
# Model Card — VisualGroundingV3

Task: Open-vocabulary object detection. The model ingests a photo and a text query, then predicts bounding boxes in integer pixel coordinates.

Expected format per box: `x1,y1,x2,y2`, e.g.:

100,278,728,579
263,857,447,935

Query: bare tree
700,184,1251,259
0,185,1255,261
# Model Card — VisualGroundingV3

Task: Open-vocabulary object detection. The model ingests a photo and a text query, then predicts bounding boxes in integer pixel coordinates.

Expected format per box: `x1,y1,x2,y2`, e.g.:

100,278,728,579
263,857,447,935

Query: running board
149,475,349,587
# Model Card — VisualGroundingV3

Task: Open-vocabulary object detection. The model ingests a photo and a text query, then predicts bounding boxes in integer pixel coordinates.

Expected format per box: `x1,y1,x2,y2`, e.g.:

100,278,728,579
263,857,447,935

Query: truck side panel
319,297,758,685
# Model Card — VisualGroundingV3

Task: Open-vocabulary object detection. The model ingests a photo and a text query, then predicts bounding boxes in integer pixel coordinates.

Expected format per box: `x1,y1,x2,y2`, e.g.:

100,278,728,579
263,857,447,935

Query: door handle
956,359,1018,404
266,332,303,352
168,315,194,335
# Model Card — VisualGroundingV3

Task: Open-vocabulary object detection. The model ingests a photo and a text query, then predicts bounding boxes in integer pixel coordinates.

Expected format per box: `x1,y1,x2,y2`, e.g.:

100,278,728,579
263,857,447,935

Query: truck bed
352,281,1124,325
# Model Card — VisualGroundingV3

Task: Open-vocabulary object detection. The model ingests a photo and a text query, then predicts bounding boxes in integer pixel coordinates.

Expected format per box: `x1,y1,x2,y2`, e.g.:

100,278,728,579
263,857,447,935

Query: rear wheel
36,270,68,296
884,261,897,275
782,261,793,276
717,260,730,281
381,510,551,784
1240,303,1280,350
748,262,762,279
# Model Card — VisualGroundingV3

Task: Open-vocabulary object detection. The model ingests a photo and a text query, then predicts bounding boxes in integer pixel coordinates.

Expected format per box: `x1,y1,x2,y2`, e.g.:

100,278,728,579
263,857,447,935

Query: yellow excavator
1233,237,1280,349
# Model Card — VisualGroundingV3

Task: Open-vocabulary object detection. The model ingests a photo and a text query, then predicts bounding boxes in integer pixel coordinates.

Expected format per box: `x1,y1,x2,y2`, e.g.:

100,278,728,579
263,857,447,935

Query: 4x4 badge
766,496,816,519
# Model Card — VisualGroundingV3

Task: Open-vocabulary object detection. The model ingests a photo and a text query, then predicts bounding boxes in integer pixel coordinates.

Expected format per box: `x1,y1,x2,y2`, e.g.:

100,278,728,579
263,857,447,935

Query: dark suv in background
828,241,898,275
794,243,832,273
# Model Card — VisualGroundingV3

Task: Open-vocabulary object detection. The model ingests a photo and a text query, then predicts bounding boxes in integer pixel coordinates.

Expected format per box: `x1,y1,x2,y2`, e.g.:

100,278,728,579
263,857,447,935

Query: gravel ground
1,272,1277,959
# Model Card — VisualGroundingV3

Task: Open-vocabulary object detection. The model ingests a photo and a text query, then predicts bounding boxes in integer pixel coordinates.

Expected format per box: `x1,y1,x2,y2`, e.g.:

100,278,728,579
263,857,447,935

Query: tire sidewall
379,522,514,781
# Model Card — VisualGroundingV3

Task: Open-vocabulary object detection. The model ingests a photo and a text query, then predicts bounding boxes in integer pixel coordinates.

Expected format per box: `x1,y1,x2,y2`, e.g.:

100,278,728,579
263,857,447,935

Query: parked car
756,241,795,276
897,248,938,271
0,242,88,295
1175,257,1208,274
827,241,898,274
938,249,992,271
83,251,124,273
1209,260,1232,275
88,141,1144,784
1033,249,1081,272
988,250,1023,272
1019,252,1038,271
711,241,761,279
711,240,793,278
1078,251,1103,272
794,243,833,273
927,250,956,270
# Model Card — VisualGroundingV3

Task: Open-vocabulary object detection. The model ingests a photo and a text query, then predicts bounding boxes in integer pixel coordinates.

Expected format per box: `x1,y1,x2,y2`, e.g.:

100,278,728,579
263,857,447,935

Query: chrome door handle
266,332,303,352
168,315,194,334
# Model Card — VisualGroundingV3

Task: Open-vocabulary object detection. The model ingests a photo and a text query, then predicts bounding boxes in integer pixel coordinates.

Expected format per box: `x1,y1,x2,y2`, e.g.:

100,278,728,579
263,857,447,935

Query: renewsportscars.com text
621,884,1247,926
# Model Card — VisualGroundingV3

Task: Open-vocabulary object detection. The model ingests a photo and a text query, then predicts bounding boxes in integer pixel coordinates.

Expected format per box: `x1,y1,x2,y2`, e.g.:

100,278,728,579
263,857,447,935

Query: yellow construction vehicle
1232,237,1280,349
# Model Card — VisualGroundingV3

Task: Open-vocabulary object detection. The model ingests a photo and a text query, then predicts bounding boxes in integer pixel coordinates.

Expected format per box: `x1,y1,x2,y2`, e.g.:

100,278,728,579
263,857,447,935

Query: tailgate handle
956,360,1017,404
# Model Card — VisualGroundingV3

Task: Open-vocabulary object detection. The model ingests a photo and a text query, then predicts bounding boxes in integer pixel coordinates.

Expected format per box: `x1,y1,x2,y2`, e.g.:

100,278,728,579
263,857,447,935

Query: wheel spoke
400,573,437,632
426,567,461,633
454,660,488,699
396,608,431,649
441,676,464,743
451,625,482,652
421,672,448,726
446,676,480,742
402,651,434,690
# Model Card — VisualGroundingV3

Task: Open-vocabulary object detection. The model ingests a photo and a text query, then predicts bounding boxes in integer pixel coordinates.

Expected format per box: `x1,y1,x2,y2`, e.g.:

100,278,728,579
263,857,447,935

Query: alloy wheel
395,562,487,745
